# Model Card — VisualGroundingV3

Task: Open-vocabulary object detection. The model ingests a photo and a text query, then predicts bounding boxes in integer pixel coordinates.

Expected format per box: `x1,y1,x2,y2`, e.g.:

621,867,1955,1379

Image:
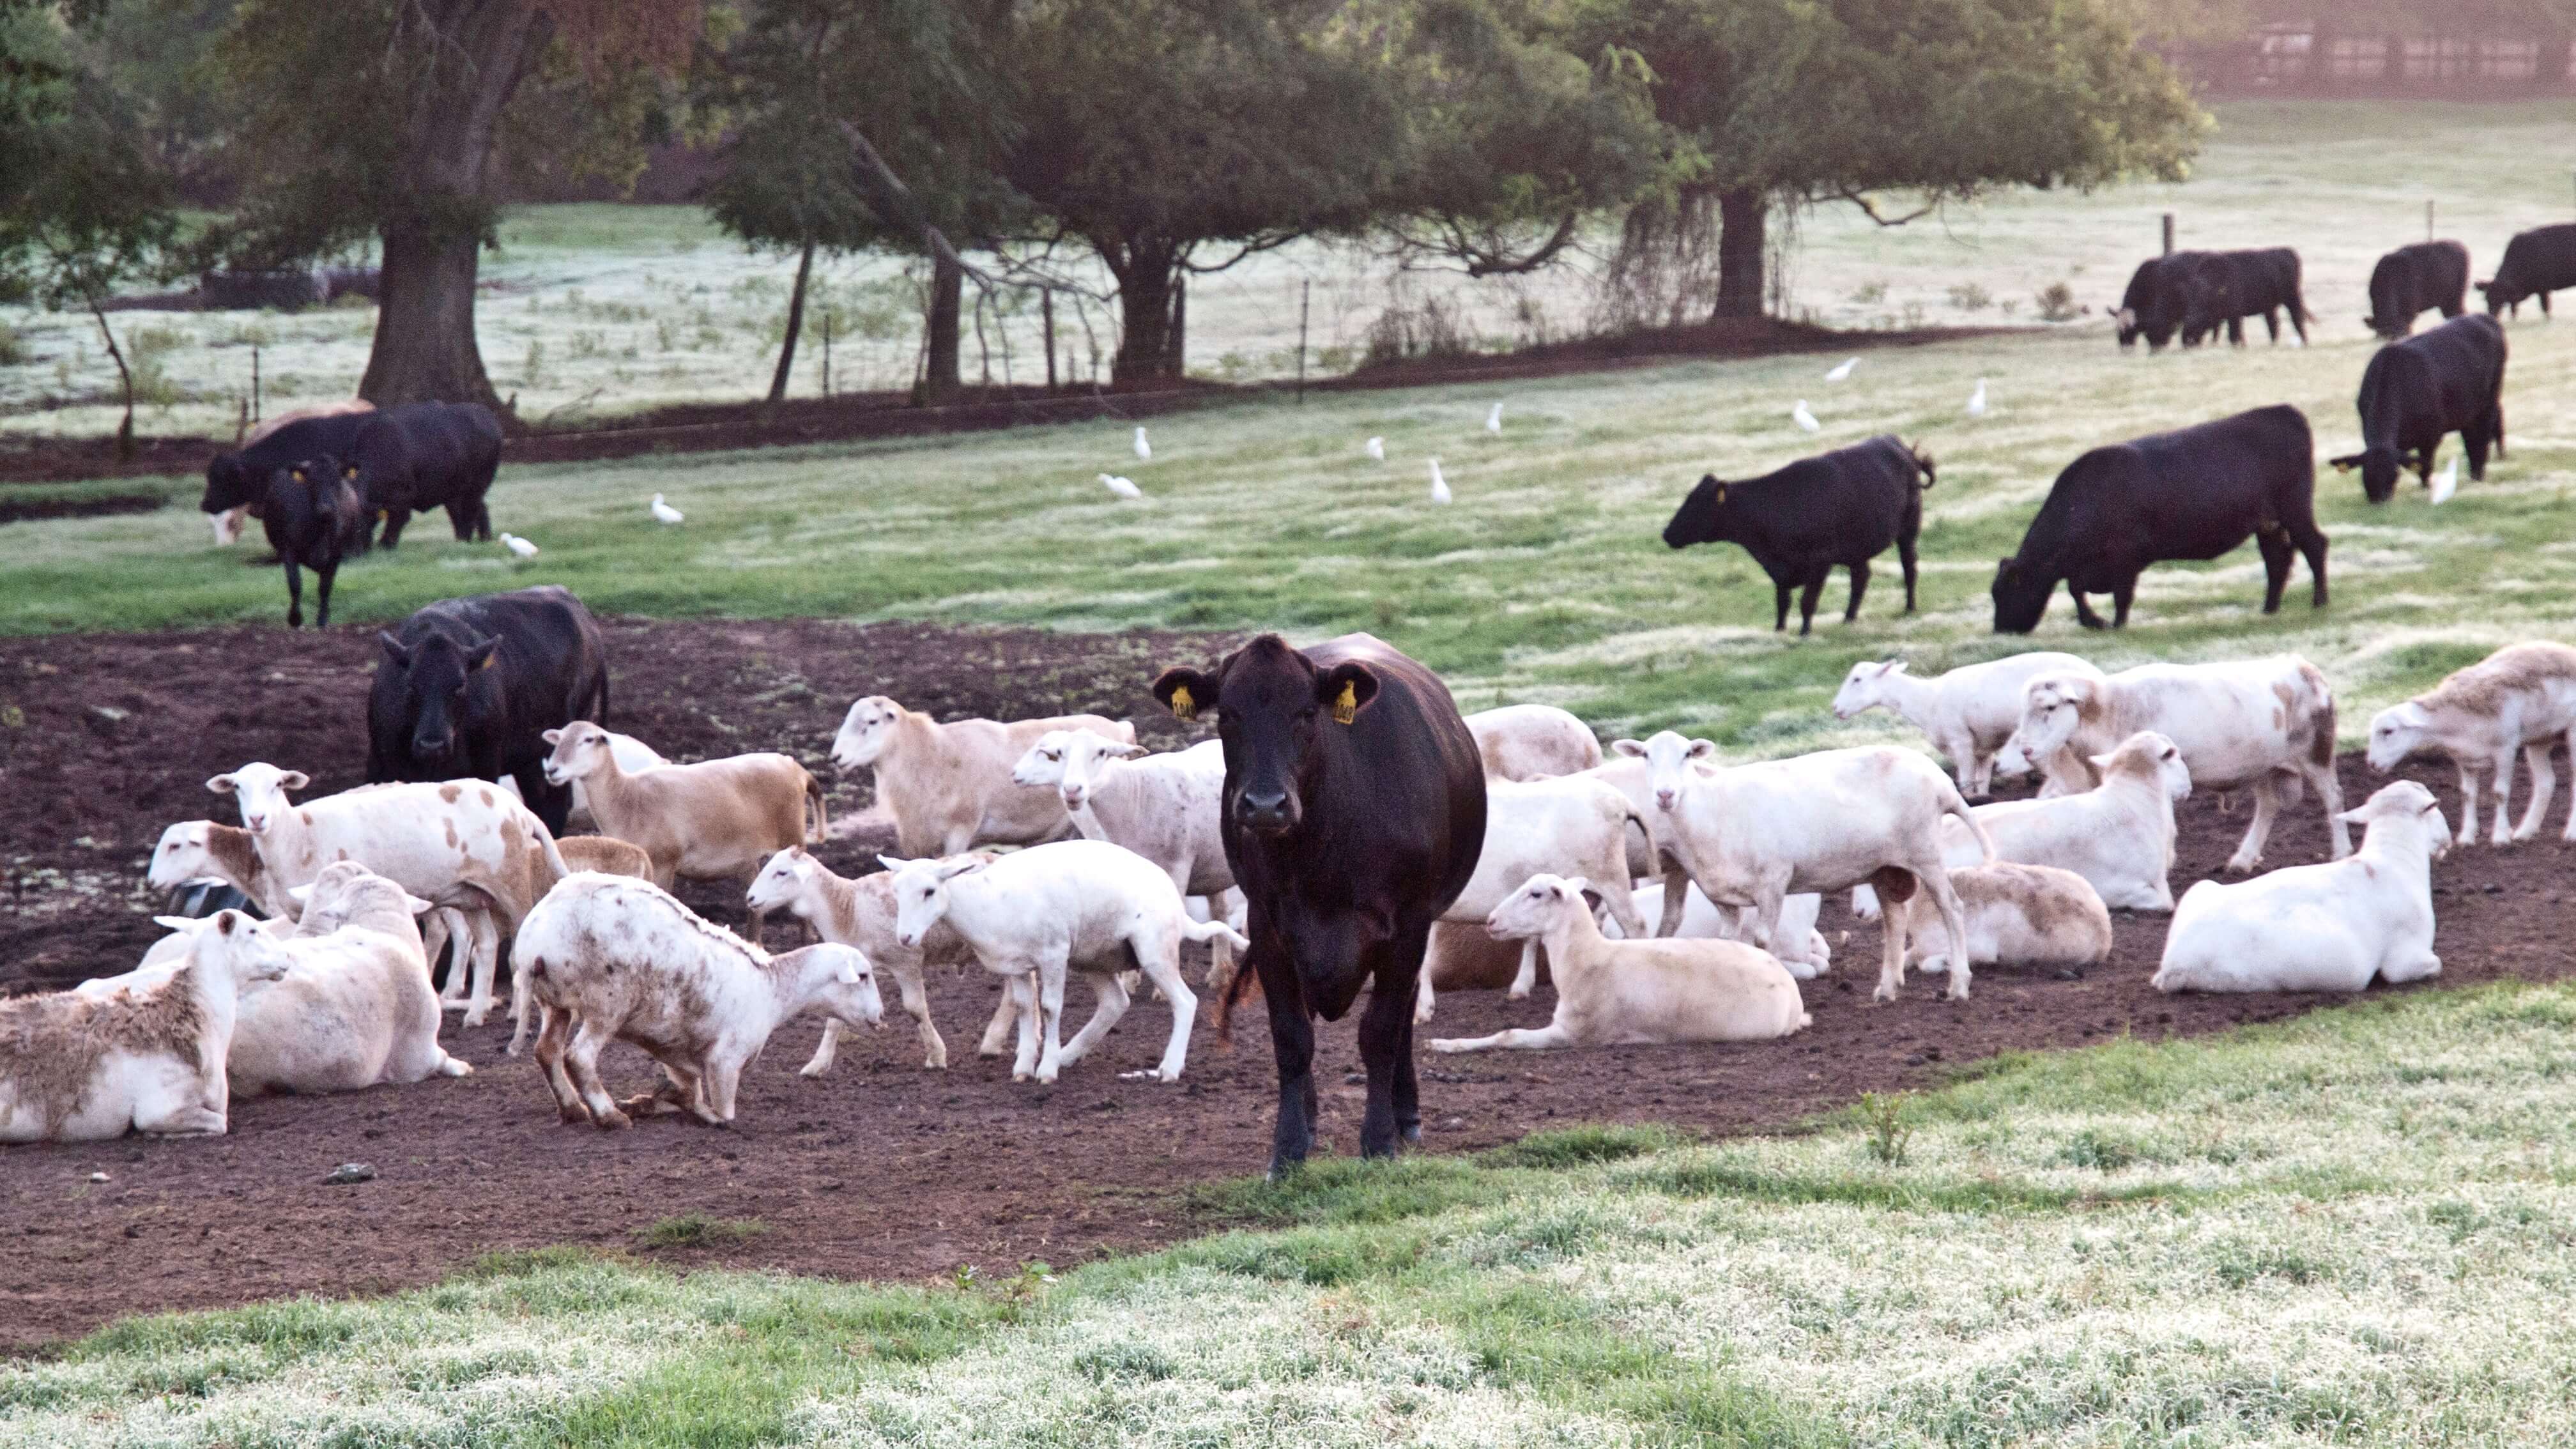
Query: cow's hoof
558,1105,590,1125
1401,1123,1423,1147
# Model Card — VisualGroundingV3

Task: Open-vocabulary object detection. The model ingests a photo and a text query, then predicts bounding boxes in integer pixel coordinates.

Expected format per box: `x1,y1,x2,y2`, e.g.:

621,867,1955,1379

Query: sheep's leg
979,979,1020,1057
2455,760,2484,846
423,909,460,1001
1920,866,1975,1001
1008,974,1042,1081
698,1054,745,1125
1055,967,1132,1069
1031,958,1072,1084
1506,939,1541,1000
2562,729,2576,841
2489,744,2521,847
1118,932,1199,1083
1655,855,1691,937
460,911,501,1027
534,1008,585,1122
898,962,945,1069
2312,753,2348,860
1873,885,1912,1004
2514,743,2554,843
1430,1023,1575,1053
565,1021,631,1130
2226,778,2280,873
1413,960,1439,1025
801,1019,845,1077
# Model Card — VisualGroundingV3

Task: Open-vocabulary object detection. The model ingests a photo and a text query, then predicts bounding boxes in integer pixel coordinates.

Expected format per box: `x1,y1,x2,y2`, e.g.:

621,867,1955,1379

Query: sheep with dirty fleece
516,873,884,1130
1887,862,2113,984
1430,873,1809,1053
831,695,1133,857
2366,641,2576,847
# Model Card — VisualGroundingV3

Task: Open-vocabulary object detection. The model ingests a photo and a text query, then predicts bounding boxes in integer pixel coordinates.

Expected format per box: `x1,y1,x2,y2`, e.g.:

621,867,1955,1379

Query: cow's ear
289,467,307,485
2327,454,2363,472
1151,667,1216,722
378,632,410,668
1610,738,1646,758
1315,662,1379,724
464,636,500,671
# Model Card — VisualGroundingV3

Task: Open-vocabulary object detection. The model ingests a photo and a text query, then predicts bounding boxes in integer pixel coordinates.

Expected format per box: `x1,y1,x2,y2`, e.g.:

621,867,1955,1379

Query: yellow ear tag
289,468,307,484
342,466,358,481
480,654,497,670
1168,685,1196,721
1713,483,1726,503
1331,680,1357,725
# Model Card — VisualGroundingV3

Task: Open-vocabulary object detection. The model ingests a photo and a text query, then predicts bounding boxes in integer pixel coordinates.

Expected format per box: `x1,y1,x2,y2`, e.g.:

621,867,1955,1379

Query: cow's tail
1942,777,1997,864
1212,937,1267,1046
1906,440,1936,489
592,669,610,729
804,770,831,844
2308,668,2337,770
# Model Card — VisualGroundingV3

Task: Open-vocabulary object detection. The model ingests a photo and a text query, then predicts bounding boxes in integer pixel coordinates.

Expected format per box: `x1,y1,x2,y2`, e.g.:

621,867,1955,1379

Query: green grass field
10,984,2574,1446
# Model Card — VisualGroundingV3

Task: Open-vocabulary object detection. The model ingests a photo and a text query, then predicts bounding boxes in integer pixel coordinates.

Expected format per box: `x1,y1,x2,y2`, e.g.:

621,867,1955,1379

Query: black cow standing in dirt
1660,434,1933,635
258,454,369,629
1993,404,2327,632
2479,222,2576,319
368,585,609,832
2365,240,2471,339
2179,248,2310,347
1151,633,1485,1179
350,402,505,548
2114,252,2200,351
2330,314,2507,503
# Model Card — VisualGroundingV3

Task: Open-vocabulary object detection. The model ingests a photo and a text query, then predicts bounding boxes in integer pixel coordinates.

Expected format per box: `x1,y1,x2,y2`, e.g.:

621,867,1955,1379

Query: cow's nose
1236,790,1294,830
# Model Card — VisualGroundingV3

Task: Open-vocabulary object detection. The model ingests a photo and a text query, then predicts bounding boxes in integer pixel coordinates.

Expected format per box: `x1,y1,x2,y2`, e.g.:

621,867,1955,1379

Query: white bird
498,532,539,558
1133,426,1152,461
650,493,684,525
2430,455,2458,504
1429,457,1452,505
1791,399,1821,433
1486,402,1503,434
1825,357,1857,382
1098,473,1142,500
1365,436,1385,462
1966,379,1989,417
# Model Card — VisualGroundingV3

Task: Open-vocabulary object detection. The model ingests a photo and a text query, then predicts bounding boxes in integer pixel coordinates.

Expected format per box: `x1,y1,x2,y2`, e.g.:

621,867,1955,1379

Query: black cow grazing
349,402,505,548
2479,222,2576,319
2178,248,2309,347
1150,633,1485,1178
1660,434,1933,635
2329,314,2506,503
2365,240,2471,339
199,406,376,527
1992,404,2327,632
368,586,609,831
259,454,370,629
2113,252,2200,351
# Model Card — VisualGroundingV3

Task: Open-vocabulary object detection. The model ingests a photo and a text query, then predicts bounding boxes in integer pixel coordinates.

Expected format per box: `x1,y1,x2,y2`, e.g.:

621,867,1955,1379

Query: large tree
202,0,707,414
1576,0,2206,320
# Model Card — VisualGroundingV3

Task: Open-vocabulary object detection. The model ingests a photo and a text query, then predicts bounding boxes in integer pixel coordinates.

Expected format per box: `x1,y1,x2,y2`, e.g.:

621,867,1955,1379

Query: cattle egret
499,532,539,558
1486,402,1503,433
1429,457,1453,505
1966,379,1989,417
1133,426,1152,461
1791,399,1821,433
1825,357,1857,382
1098,473,1143,500
2430,455,2458,504
650,493,685,525
1365,436,1385,461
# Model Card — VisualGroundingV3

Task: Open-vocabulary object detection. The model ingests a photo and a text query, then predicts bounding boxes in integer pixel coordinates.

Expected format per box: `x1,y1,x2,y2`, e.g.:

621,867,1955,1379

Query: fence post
822,312,833,399
250,346,261,424
1041,290,1057,393
2160,213,2175,256
1296,279,1310,403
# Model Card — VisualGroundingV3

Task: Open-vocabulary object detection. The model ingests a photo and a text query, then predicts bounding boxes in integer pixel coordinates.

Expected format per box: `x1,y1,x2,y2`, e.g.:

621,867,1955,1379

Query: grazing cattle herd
1,219,2570,1174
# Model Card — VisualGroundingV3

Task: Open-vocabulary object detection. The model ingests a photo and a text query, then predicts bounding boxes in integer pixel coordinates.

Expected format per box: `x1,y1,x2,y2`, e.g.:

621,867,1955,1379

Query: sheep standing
1429,874,1808,1052
2154,781,2449,993
2366,641,2576,846
516,873,884,1129
1830,652,2101,796
831,696,1133,855
1010,732,1242,995
749,846,1018,1073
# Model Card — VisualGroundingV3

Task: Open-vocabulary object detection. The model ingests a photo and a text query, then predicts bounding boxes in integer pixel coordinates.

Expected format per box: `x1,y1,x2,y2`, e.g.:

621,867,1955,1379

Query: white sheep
225,862,475,1095
1831,652,2102,795
2154,781,2449,993
2366,641,2576,846
1888,861,2112,982
1414,773,1650,1023
1464,704,1602,781
1009,732,1241,993
831,696,1133,855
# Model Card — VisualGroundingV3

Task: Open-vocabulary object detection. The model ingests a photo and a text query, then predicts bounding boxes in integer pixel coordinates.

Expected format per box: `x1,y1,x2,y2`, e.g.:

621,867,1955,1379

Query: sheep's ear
280,770,309,791
288,884,314,905
403,891,436,916
541,728,563,744
1885,660,1909,677
1111,742,1147,759
206,773,238,795
152,915,195,933
1685,739,1717,760
876,854,915,874
1611,739,1646,758
835,954,869,985
931,858,985,882
2089,753,2115,771
1561,875,1590,898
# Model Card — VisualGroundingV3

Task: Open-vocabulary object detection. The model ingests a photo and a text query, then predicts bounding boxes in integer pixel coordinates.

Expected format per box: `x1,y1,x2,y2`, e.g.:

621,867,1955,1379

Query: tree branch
837,120,990,285
1824,187,1936,227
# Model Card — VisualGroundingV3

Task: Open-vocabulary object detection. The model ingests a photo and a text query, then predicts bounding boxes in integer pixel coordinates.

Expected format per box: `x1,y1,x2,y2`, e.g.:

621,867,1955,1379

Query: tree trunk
766,238,816,408
362,223,503,411
1164,275,1186,378
87,298,135,461
922,250,962,402
1713,188,1768,321
1108,243,1179,386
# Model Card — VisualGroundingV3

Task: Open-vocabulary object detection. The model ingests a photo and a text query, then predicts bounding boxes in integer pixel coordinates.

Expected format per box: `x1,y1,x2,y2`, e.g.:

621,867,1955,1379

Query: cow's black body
257,454,370,629
2480,223,2576,318
2333,314,2507,503
200,411,375,518
1993,405,2327,632
2365,240,2471,339
349,402,505,548
367,586,608,831
1659,434,1933,635
2178,248,2309,347
1151,633,1485,1178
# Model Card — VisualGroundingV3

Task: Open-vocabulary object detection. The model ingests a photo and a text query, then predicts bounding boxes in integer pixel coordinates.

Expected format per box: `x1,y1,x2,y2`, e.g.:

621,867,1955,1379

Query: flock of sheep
6,612,2569,1146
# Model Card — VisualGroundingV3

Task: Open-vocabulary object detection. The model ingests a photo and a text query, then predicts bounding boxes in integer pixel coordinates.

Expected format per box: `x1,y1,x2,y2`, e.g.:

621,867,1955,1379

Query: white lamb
1010,732,1242,992
1832,652,2101,795
1415,773,1650,1023
2366,641,2576,846
2154,781,2449,994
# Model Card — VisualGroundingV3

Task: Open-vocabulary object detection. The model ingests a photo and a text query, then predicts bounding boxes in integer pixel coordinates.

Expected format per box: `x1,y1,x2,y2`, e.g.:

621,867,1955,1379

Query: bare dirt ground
3,619,2569,1351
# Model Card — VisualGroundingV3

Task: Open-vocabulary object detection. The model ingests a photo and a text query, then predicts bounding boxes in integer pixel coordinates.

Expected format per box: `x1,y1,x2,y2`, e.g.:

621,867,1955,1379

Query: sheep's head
2365,702,2434,773
1485,873,1589,942
1612,730,1716,813
205,762,309,836
540,721,615,786
149,821,222,891
879,855,985,948
832,696,904,770
2094,731,2190,802
2338,779,2449,859
746,847,818,917
1831,659,1906,720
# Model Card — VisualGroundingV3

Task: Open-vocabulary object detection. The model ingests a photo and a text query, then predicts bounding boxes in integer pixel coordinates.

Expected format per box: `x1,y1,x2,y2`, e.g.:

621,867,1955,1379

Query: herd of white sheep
4,636,2572,1146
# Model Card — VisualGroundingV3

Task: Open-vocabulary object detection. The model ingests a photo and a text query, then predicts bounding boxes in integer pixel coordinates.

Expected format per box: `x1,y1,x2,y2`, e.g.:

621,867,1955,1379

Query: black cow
259,454,370,629
1660,434,1932,635
2113,252,2200,351
2178,248,2309,347
2365,240,2470,339
368,586,609,831
199,409,376,522
2329,314,2506,503
1150,633,1485,1178
1992,404,2327,632
2479,222,2576,319
349,402,505,548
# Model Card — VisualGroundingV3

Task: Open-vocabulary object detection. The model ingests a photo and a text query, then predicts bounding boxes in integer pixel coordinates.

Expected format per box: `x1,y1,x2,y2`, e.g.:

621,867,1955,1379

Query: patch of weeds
0,319,23,366
2034,280,2082,322
2055,1128,2156,1172
1860,1092,1912,1165
636,1213,769,1250
1945,282,1993,312
1480,1123,1683,1170
1850,279,1889,304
